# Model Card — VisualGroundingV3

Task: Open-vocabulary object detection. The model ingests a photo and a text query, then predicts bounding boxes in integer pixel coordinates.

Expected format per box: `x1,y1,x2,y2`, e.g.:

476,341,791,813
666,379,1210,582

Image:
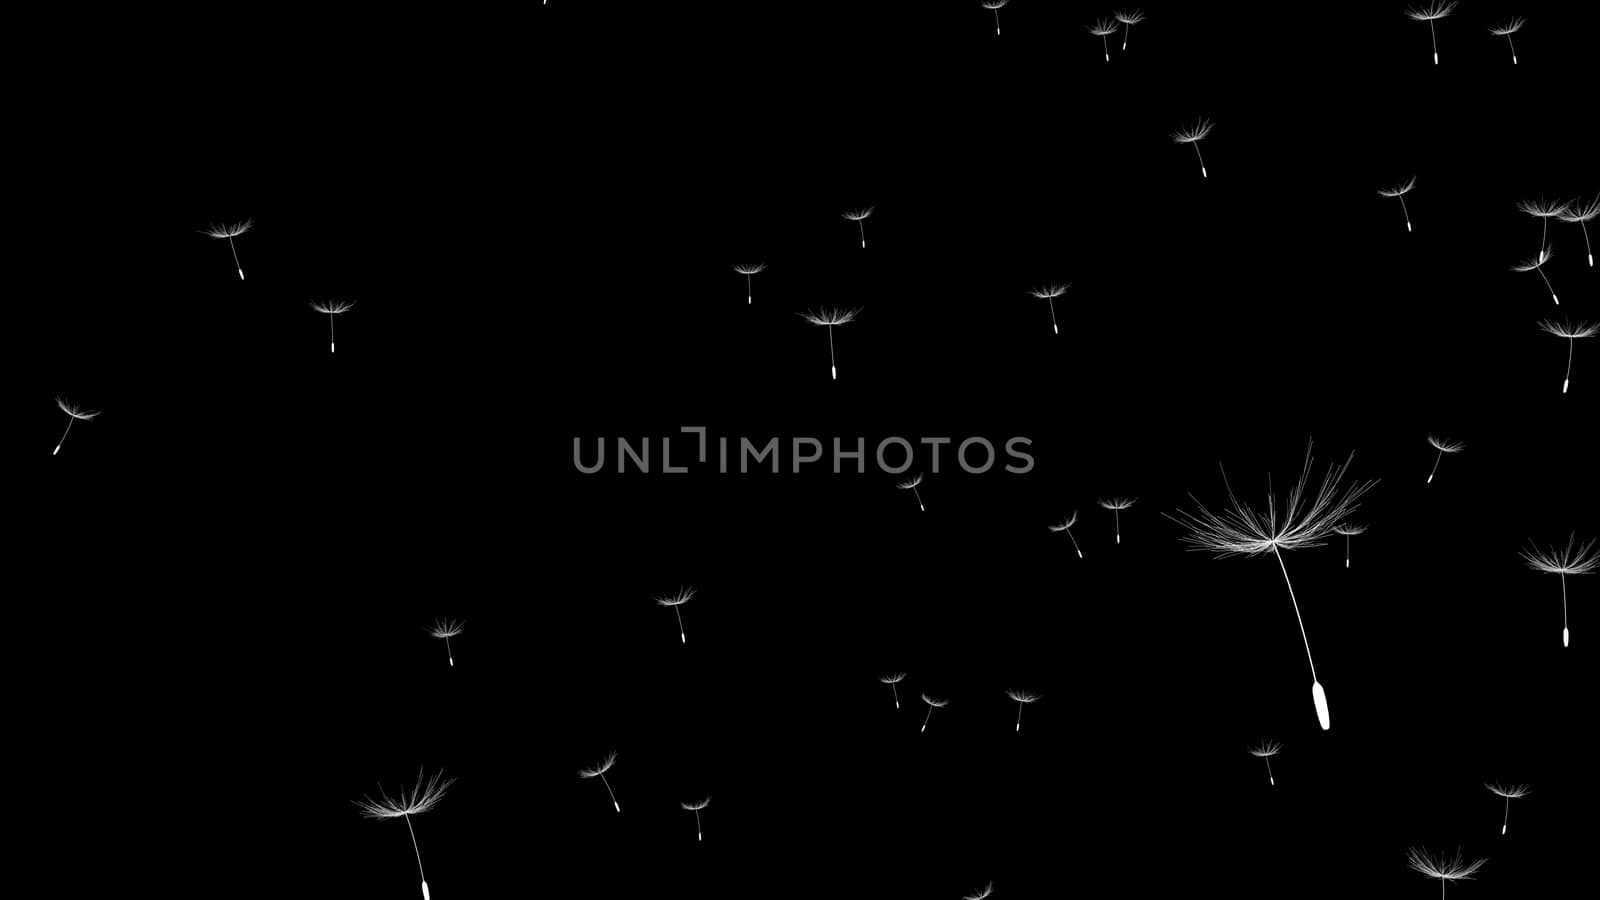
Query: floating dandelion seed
1332,523,1366,569
1098,497,1137,545
579,751,622,813
1164,442,1376,731
919,693,948,733
1048,511,1084,560
1379,177,1418,233
1028,283,1070,335
1406,1,1457,65
1537,318,1598,394
899,473,926,511
1407,847,1485,899
1485,783,1530,835
1425,435,1464,484
1557,194,1599,267
1115,9,1144,51
1521,533,1598,648
880,671,907,708
843,206,874,249
1248,740,1282,785
733,263,765,305
428,618,464,667
200,218,253,280
1489,17,1525,64
981,0,1007,36
355,766,456,900
309,299,355,353
1172,118,1213,178
798,307,861,381
1511,245,1561,306
964,882,995,900
681,796,711,842
1518,198,1570,260
52,397,100,457
656,587,694,644
1089,18,1118,61
1006,689,1040,733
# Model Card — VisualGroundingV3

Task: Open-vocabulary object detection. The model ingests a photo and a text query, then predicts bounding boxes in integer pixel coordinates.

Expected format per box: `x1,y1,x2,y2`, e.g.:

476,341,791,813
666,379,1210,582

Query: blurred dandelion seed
1006,689,1040,733
1090,18,1118,61
798,307,861,380
1485,783,1530,835
1028,284,1070,335
1332,523,1366,569
1511,245,1561,306
428,618,464,667
880,671,907,708
1115,9,1145,51
1379,177,1418,233
1406,847,1485,899
1098,497,1137,545
843,206,874,249
1406,1,1457,65
1557,194,1599,267
1425,435,1464,484
1164,442,1376,730
355,766,455,900
310,299,355,354
681,796,711,841
1049,511,1084,560
1537,318,1598,394
200,218,253,280
981,0,1008,36
964,882,995,900
1489,17,1525,64
1521,534,1598,648
899,473,926,511
53,397,100,457
1172,118,1213,178
919,693,948,733
656,587,694,644
1248,740,1282,785
733,262,765,305
579,751,622,813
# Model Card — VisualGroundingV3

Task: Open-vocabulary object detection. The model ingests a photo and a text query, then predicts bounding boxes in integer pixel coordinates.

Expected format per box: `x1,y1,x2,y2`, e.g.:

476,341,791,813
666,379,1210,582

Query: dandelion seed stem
1193,143,1207,178
695,809,702,841
1265,756,1274,785
54,416,73,456
1427,448,1443,484
891,683,900,708
1503,795,1510,834
1399,195,1412,232
912,486,925,511
1580,221,1593,267
445,635,453,667
1271,545,1318,684
403,813,428,891
1067,528,1083,559
1507,34,1518,64
1122,22,1129,51
675,605,685,643
1535,264,1557,305
746,273,753,305
601,773,620,812
857,220,866,249
921,705,933,733
1565,337,1575,394
1561,571,1568,647
228,235,244,280
1101,35,1109,61
1115,509,1121,545
1429,20,1438,64
992,8,1000,35
1015,702,1024,732
827,324,838,380
1345,534,1351,568
1049,298,1058,335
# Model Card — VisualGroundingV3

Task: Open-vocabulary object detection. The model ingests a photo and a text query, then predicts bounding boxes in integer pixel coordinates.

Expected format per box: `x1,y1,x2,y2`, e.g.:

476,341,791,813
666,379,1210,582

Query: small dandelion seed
354,766,455,900
1406,847,1485,898
1006,689,1040,733
1511,245,1561,306
1048,510,1084,560
1248,739,1282,785
1028,284,1070,336
579,751,622,813
53,397,100,457
733,262,765,305
919,692,948,733
981,0,1008,36
843,206,874,249
1089,18,1118,62
681,795,711,842
1518,198,1570,263
1115,9,1145,52
1489,16,1525,64
1332,523,1366,569
1521,534,1598,649
1172,118,1213,178
898,473,926,511
798,307,861,381
1485,783,1530,835
1556,193,1599,267
964,882,995,900
200,218,253,280
427,618,464,667
1098,497,1137,545
1424,434,1464,485
1537,318,1598,395
1379,177,1418,233
310,299,355,354
1405,1,1458,65
656,587,694,645
879,671,907,709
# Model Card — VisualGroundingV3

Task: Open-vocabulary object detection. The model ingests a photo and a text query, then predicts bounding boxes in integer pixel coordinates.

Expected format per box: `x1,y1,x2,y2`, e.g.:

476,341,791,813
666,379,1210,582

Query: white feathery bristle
1312,680,1330,731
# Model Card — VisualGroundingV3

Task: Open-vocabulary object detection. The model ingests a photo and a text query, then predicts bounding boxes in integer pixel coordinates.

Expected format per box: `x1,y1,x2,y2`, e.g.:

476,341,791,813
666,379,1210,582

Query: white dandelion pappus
1028,283,1070,335
1521,534,1598,648
1172,118,1213,178
1517,198,1569,262
733,262,765,305
200,218,253,280
1379,177,1417,233
1511,245,1560,306
1425,434,1464,485
428,618,464,667
1089,17,1118,62
53,397,100,456
981,0,1007,36
310,299,355,353
1098,497,1137,545
919,692,948,734
579,750,622,813
879,671,907,708
1006,688,1040,733
1537,318,1599,394
1485,783,1530,835
681,795,711,842
1163,442,1376,731
964,881,995,900
1332,523,1366,569
1489,17,1525,64
1406,1,1457,65
798,307,861,381
1557,194,1599,267
899,473,926,512
1048,510,1084,560
1115,8,1144,52
1406,847,1485,899
354,766,456,900
843,206,874,249
1248,739,1282,785
656,586,694,644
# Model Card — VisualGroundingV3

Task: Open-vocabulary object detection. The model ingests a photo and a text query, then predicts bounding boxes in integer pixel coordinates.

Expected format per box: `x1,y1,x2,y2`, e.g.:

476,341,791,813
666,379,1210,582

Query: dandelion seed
1511,245,1561,306
1172,118,1213,178
656,587,694,644
919,693,948,733
427,618,464,667
981,0,1007,36
355,766,456,900
1028,283,1070,335
579,750,622,813
1006,689,1040,733
681,796,711,842
309,299,355,354
880,671,907,709
1425,434,1464,485
1379,177,1418,233
1406,847,1485,899
1489,17,1525,64
1517,198,1570,262
1098,497,1137,545
798,307,861,381
1406,1,1457,65
1332,523,1366,569
52,397,100,457
1048,511,1084,560
1521,533,1598,648
1556,193,1599,267
1248,739,1282,785
843,206,874,249
1537,318,1598,394
200,218,253,280
1089,17,1118,61
733,262,766,305
964,882,995,900
1115,9,1145,52
1485,783,1530,835
899,473,926,511
1164,442,1376,731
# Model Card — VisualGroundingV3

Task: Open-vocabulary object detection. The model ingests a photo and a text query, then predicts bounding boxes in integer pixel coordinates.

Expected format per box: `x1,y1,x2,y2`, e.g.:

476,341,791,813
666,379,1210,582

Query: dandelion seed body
920,693,948,733
982,0,1007,36
1333,523,1366,569
733,262,765,305
899,473,926,511
1172,118,1213,178
200,218,253,280
1557,194,1599,267
656,587,694,644
1522,534,1598,648
1089,18,1117,61
53,397,100,456
1407,847,1485,899
1248,740,1282,785
354,766,455,900
681,796,711,841
1406,1,1457,65
1489,17,1525,64
799,307,861,381
310,299,355,353
879,671,907,708
1379,177,1417,233
1425,434,1464,484
1537,319,1598,395
1115,9,1144,52
428,618,464,667
1049,511,1084,559
1007,688,1039,733
1485,783,1530,835
1028,284,1069,335
1098,497,1137,545
579,751,622,812
843,206,874,249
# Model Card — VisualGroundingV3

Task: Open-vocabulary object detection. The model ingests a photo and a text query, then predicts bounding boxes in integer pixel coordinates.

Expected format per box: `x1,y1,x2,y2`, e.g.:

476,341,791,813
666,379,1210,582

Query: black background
16,3,1594,898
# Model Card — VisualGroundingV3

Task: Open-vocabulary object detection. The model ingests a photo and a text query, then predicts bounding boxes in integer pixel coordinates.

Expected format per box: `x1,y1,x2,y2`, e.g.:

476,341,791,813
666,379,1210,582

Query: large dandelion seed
53,397,100,456
1089,17,1118,62
354,766,456,900
1557,194,1599,267
1406,847,1485,899
1536,318,1598,395
200,218,253,280
798,307,861,381
1115,9,1145,52
1521,534,1598,648
981,0,1008,36
1405,1,1457,65
1488,17,1525,65
310,299,355,353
